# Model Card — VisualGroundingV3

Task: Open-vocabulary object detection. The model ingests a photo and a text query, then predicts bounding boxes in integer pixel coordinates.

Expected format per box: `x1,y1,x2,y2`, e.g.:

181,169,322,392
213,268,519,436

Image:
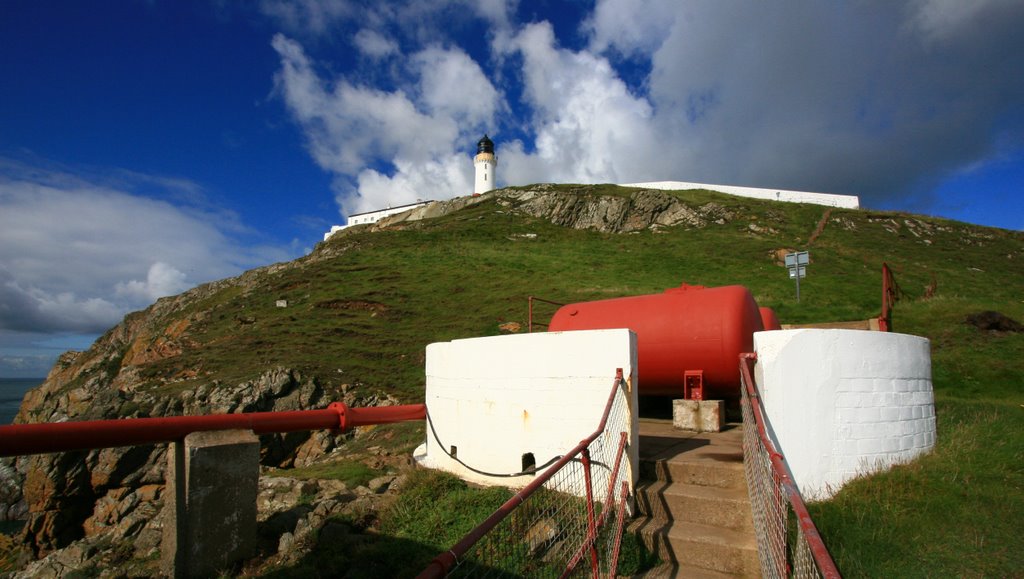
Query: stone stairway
629,418,760,578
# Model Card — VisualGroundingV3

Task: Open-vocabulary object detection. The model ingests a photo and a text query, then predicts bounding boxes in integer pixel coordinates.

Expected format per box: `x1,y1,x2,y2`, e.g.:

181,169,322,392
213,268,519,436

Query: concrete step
632,561,741,579
635,480,754,532
639,445,746,489
629,517,760,577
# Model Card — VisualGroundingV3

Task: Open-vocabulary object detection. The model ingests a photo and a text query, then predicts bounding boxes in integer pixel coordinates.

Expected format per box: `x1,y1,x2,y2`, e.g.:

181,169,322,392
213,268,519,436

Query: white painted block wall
414,329,639,494
625,181,861,209
753,329,935,500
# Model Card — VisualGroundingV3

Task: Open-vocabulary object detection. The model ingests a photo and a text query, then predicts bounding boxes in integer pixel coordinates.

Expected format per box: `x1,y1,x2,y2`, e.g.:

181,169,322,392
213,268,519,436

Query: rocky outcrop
506,187,733,233
4,364,400,563
359,185,735,235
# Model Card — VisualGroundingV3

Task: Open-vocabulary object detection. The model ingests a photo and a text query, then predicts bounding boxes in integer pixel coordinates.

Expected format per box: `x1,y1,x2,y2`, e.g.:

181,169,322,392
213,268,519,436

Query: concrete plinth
673,400,725,432
162,429,259,578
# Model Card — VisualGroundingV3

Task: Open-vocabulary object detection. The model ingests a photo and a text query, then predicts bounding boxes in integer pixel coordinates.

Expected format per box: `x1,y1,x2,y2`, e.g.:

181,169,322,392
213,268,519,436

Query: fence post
161,429,259,578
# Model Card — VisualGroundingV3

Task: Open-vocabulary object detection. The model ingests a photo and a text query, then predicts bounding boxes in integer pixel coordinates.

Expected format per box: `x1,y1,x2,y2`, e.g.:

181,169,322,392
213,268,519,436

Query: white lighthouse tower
473,134,497,195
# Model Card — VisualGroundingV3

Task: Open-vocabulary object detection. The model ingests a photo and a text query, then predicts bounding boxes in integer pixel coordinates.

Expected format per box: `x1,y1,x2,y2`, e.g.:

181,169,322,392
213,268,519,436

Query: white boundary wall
753,329,935,500
625,181,860,209
414,329,639,492
323,200,433,240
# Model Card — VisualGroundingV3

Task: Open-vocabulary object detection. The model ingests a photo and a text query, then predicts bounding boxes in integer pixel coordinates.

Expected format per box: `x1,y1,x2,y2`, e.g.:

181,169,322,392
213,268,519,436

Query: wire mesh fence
419,370,634,578
740,354,842,579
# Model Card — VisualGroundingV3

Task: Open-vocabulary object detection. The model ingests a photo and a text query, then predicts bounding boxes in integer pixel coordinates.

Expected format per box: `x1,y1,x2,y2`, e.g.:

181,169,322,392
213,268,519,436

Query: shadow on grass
258,516,520,579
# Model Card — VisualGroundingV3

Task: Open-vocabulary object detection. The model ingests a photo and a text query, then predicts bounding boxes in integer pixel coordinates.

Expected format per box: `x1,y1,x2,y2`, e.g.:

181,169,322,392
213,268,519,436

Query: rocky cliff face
373,185,735,233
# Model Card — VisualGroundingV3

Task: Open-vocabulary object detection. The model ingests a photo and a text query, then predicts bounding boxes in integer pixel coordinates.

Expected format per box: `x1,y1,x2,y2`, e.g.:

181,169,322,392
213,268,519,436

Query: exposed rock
748,222,778,235
498,321,522,334
769,248,799,266
358,186,736,234
0,458,28,521
525,518,560,555
7,363,366,561
367,475,396,494
387,474,410,493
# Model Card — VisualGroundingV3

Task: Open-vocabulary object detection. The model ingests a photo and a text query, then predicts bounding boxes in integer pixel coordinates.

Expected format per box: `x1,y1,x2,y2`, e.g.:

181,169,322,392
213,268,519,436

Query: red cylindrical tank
548,284,764,398
759,307,782,331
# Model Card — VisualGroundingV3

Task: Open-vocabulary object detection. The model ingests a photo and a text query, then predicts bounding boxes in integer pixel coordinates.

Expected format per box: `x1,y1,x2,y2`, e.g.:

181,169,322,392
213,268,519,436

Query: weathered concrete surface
673,400,725,433
630,418,758,578
162,429,259,578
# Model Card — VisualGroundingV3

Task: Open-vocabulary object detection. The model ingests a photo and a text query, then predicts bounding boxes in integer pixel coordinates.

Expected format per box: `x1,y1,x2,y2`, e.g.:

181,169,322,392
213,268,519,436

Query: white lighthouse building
473,134,497,194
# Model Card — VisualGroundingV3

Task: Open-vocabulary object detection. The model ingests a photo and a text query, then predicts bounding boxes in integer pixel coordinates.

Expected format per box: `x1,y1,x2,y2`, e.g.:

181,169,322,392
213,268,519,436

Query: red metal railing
740,353,841,579
528,296,565,333
0,403,426,457
878,262,899,332
419,369,633,578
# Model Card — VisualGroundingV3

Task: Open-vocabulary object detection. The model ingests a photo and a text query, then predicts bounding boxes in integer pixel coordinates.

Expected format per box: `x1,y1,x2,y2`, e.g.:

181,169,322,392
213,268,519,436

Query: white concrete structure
753,329,935,500
625,181,860,209
414,329,639,494
473,134,497,194
323,200,432,241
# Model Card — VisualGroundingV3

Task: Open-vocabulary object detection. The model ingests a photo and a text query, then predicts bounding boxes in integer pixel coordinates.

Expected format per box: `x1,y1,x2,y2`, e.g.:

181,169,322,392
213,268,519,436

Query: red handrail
0,403,426,457
528,296,566,332
740,353,841,578
417,369,625,579
878,262,898,332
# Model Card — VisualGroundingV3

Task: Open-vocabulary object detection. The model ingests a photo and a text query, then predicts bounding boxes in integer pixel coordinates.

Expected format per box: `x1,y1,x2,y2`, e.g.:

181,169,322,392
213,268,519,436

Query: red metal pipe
0,403,426,458
608,481,630,579
879,262,894,332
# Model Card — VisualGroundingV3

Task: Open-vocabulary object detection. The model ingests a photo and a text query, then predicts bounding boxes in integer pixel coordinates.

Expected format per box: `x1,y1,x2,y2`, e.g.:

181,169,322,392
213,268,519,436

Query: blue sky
1,0,1022,377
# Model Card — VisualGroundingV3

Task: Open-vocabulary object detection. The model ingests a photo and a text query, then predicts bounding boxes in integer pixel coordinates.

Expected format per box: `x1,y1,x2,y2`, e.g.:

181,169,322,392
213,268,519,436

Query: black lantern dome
476,134,494,154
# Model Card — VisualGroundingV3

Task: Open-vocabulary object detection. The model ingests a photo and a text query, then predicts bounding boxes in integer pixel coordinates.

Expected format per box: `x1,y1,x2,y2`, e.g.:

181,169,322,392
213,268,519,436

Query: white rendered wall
414,329,639,493
625,181,860,209
323,201,432,240
753,329,934,500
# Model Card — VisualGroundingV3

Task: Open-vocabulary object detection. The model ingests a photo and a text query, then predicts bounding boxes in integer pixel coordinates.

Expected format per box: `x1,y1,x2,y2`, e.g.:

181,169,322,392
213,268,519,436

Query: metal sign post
785,251,809,302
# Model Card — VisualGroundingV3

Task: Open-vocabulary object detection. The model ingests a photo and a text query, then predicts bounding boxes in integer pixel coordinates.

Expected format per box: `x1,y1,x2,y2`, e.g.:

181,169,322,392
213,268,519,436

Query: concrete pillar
162,429,259,578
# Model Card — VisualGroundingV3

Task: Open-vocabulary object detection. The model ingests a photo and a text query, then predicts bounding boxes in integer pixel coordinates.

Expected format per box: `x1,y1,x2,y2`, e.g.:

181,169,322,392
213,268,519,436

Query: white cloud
412,47,501,128
270,0,1024,217
259,0,355,37
584,0,678,56
272,33,499,214
497,22,662,184
114,262,191,304
355,154,472,213
353,28,399,58
907,0,1021,42
583,0,1024,201
0,159,290,335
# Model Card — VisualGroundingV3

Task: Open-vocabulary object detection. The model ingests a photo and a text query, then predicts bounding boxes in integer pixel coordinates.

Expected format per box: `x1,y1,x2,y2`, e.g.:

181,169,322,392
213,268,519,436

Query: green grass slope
89,184,1024,576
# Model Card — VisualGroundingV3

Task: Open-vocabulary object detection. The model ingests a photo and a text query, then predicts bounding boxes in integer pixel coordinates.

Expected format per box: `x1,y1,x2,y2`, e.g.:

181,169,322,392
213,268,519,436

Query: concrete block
672,399,725,432
162,429,260,578
673,399,700,431
699,400,725,432
859,407,881,423
858,439,882,454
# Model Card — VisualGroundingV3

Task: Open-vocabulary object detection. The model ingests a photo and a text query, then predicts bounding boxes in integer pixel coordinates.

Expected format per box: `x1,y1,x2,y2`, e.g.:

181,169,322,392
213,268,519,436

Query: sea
0,378,43,425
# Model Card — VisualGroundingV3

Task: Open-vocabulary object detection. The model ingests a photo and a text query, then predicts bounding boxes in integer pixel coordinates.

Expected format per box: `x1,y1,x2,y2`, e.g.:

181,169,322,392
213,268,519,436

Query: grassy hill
12,184,1024,576
196,184,1020,576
